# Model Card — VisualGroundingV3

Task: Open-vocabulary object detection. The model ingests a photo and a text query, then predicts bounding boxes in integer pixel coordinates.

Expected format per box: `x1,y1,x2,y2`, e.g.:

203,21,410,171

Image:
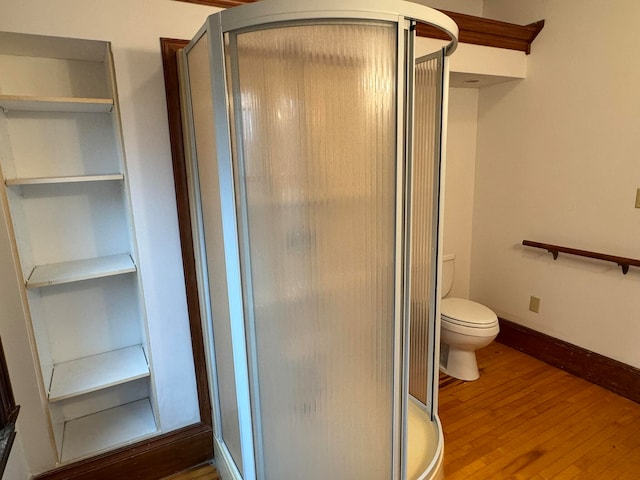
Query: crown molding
173,0,544,54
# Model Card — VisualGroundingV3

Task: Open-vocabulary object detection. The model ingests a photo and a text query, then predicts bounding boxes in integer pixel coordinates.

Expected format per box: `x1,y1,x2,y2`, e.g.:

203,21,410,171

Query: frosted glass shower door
409,50,446,414
183,33,246,476
228,22,399,479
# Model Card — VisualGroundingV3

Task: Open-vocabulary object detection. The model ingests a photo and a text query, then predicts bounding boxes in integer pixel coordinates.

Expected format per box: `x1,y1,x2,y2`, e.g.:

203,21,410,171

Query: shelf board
5,173,124,186
26,253,136,289
48,345,150,402
0,94,113,113
61,398,157,463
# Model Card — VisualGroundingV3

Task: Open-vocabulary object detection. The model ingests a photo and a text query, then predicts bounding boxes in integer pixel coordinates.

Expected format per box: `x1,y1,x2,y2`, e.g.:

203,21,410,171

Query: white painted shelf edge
5,173,124,186
0,94,113,113
26,253,136,289
48,345,150,402
60,398,157,463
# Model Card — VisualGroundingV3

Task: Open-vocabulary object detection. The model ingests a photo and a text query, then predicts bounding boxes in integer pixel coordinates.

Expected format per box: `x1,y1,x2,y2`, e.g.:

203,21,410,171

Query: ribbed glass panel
409,54,442,407
230,22,397,479
185,35,243,473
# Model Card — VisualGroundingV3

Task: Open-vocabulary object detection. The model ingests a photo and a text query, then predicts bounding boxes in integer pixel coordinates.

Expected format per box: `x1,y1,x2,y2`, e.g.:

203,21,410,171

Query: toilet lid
441,298,498,327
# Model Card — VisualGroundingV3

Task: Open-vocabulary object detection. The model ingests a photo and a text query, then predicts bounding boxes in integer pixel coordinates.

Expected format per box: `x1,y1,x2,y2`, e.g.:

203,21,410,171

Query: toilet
439,254,499,381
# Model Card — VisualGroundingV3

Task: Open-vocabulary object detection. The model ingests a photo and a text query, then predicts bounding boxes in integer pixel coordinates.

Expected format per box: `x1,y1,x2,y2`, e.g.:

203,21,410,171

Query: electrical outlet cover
529,296,540,313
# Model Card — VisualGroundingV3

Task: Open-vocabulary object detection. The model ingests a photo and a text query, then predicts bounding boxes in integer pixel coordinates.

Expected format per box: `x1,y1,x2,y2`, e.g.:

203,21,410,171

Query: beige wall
5,433,29,479
471,0,640,367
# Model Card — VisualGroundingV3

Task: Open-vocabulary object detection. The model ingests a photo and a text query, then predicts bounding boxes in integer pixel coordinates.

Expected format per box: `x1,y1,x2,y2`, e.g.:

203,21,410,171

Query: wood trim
497,317,640,405
522,239,640,275
174,0,257,8
428,11,544,54
34,423,213,480
172,0,544,54
160,37,212,428
416,17,544,55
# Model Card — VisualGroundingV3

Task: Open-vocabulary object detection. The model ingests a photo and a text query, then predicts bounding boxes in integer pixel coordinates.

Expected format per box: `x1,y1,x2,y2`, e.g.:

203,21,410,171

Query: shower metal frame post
180,1,457,479
413,48,448,420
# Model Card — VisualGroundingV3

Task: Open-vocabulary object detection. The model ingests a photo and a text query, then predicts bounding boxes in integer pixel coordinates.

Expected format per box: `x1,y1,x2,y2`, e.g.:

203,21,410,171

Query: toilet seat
441,298,498,329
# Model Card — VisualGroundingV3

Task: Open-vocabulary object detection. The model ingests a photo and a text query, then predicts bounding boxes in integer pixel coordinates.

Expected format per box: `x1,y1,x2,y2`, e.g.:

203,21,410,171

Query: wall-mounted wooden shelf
522,240,640,275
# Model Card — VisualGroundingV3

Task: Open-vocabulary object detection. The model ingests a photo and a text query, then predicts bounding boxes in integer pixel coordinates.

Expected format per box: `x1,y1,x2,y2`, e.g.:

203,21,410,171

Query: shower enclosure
179,1,457,478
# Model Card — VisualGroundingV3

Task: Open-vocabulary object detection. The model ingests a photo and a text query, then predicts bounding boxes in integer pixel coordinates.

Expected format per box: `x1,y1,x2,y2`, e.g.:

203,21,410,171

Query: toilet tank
442,254,455,298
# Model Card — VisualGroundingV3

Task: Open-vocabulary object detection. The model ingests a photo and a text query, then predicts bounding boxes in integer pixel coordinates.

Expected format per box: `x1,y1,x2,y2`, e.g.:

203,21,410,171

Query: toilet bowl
439,255,499,381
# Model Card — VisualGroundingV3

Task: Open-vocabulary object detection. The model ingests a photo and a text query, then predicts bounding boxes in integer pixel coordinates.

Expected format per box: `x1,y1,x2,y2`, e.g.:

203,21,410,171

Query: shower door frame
180,2,458,479
410,48,449,418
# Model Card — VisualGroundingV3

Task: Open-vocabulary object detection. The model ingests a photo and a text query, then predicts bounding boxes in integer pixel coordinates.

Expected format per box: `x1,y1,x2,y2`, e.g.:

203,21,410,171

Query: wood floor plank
577,422,640,478
536,399,640,478
444,384,606,474
552,464,583,479
440,342,640,479
444,368,573,442
516,394,632,477
161,464,220,480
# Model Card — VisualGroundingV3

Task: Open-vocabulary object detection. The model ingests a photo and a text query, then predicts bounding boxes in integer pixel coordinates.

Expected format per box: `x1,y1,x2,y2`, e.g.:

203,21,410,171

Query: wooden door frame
159,37,212,429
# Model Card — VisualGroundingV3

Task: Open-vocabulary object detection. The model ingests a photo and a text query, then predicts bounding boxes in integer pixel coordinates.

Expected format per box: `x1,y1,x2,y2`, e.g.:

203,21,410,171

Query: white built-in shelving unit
0,31,158,463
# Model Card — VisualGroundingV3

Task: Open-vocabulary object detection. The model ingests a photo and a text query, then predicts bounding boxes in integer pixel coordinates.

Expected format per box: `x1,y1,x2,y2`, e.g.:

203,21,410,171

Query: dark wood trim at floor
33,423,213,480
497,317,640,405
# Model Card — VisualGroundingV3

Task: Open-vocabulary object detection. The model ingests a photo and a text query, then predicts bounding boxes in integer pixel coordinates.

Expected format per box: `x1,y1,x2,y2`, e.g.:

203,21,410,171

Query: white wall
472,0,640,367
0,191,54,474
0,0,221,475
415,33,525,299
415,0,483,16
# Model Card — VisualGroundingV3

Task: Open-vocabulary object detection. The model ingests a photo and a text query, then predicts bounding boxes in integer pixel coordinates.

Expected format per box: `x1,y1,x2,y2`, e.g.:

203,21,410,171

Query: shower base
407,398,444,480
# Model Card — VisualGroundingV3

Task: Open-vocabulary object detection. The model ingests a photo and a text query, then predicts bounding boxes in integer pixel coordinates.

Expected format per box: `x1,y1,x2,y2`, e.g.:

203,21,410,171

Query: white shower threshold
407,398,444,480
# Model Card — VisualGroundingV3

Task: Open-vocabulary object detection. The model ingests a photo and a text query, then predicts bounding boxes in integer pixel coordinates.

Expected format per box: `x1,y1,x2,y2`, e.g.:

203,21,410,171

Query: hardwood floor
439,342,640,479
161,464,220,480
163,343,640,480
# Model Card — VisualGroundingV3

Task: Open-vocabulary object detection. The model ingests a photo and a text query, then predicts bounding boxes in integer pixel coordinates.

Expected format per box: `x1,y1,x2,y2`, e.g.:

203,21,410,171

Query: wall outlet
529,296,541,313
636,188,640,208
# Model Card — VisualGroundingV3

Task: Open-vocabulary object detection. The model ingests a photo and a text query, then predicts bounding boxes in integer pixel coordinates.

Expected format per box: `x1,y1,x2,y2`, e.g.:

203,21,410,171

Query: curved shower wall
180,1,457,479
